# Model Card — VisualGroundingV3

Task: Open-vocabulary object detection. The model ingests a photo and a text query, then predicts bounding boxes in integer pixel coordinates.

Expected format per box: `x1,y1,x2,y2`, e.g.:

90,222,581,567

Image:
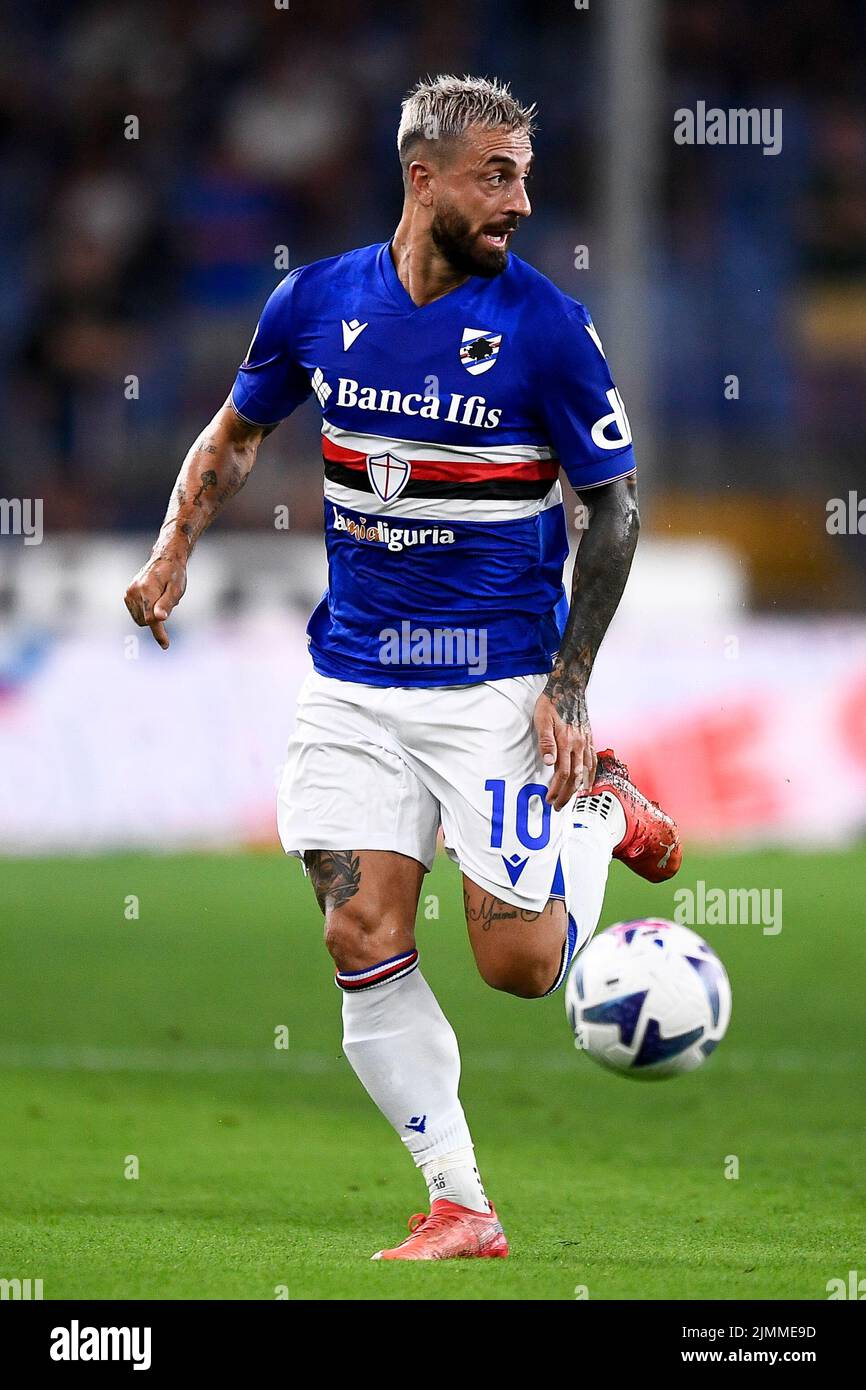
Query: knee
476,951,558,1000
323,902,412,974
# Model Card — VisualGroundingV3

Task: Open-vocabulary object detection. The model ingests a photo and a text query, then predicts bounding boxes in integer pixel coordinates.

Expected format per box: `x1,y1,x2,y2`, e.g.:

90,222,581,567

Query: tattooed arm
124,402,275,648
535,472,640,809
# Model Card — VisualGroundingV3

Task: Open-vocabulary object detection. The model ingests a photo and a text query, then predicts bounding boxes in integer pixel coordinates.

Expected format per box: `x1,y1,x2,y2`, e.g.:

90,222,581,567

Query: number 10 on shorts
485,779,552,851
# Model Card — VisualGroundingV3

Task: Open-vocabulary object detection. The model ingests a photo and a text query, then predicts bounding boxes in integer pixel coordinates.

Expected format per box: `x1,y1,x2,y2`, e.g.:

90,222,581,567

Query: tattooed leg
463,876,568,998
303,849,423,975
304,849,362,914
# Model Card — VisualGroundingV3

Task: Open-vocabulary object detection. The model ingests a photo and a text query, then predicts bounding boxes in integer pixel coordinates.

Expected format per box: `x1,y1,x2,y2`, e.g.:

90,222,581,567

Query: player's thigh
409,674,570,913
305,848,425,972
277,673,439,969
462,873,567,997
278,672,440,871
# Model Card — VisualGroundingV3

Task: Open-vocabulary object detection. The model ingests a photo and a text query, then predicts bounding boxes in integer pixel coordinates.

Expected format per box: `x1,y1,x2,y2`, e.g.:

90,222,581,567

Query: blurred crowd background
1,0,864,607
1,0,865,855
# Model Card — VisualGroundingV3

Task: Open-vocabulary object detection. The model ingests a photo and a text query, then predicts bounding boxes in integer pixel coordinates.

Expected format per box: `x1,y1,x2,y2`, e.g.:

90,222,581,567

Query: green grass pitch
1,847,863,1301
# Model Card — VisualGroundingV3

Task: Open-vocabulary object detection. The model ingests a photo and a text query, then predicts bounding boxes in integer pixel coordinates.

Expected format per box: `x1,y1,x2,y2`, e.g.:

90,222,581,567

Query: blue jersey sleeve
535,302,636,490
230,271,312,426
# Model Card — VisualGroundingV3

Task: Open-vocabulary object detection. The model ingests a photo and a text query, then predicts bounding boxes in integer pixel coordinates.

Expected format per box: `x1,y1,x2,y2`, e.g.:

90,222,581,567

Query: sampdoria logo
460,327,503,376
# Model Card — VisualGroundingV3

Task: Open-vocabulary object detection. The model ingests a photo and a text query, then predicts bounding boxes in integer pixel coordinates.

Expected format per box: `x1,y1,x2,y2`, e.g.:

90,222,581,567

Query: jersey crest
459,327,502,376
366,450,412,503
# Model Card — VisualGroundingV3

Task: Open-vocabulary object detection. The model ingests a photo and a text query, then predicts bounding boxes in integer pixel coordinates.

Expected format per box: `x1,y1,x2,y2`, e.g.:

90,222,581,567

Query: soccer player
125,75,682,1261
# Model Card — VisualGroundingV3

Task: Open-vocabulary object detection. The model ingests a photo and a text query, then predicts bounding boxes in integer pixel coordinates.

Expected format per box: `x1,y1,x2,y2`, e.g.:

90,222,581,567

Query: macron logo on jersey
341,318,368,351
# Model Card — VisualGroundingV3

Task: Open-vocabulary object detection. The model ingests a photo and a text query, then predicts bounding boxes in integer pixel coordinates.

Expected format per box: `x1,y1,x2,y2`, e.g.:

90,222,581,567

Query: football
565,918,732,1078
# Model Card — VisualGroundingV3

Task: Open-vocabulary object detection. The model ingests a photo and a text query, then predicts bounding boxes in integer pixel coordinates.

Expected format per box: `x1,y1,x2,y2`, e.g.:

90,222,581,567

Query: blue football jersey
230,241,635,686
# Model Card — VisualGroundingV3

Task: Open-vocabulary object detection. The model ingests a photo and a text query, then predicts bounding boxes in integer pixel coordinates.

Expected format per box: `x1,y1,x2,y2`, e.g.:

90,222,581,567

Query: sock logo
502,853,529,885
405,1114,427,1134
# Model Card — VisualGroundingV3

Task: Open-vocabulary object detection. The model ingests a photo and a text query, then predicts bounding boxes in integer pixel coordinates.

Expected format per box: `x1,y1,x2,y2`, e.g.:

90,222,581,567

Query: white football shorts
277,670,571,912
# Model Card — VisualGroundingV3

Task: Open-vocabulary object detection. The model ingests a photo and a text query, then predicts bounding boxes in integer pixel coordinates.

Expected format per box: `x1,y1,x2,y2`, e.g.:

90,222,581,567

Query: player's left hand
533,691,596,809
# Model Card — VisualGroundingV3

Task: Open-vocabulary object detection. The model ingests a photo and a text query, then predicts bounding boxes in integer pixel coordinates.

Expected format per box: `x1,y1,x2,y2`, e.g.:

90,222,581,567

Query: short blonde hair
397,74,536,170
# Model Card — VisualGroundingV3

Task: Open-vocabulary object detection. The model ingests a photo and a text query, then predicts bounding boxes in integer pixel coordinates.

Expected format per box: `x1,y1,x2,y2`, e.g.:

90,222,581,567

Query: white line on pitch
0,1043,863,1076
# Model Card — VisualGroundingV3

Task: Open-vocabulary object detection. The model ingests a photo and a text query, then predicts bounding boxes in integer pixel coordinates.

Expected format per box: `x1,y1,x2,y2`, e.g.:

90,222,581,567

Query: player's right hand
124,554,188,650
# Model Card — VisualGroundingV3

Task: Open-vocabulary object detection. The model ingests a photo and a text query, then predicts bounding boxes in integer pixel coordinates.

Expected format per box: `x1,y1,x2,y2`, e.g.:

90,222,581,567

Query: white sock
340,963,489,1212
567,790,626,953
421,1146,490,1213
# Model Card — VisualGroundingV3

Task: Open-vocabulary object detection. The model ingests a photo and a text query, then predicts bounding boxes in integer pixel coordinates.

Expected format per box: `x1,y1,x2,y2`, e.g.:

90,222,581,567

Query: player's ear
406,160,435,206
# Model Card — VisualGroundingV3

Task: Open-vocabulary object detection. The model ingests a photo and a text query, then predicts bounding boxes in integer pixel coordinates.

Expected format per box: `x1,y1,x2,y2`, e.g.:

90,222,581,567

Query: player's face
430,125,533,278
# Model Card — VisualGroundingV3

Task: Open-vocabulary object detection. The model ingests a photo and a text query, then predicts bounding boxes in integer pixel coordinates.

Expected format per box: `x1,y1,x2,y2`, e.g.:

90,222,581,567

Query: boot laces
405,1209,460,1239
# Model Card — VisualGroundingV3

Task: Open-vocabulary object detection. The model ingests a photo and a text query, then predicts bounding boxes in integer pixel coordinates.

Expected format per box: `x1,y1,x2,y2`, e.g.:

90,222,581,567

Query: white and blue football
565,918,732,1078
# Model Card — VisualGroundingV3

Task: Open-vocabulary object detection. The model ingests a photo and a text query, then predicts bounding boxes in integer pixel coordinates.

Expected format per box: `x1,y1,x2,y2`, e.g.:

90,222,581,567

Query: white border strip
323,478,563,523
322,419,555,464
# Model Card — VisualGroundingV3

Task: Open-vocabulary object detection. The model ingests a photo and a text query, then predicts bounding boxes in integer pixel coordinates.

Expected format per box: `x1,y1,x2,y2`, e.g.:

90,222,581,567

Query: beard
430,200,514,278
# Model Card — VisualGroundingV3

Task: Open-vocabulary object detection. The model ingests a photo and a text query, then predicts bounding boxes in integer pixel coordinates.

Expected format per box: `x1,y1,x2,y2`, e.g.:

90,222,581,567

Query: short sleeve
230,271,312,426
535,302,636,490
